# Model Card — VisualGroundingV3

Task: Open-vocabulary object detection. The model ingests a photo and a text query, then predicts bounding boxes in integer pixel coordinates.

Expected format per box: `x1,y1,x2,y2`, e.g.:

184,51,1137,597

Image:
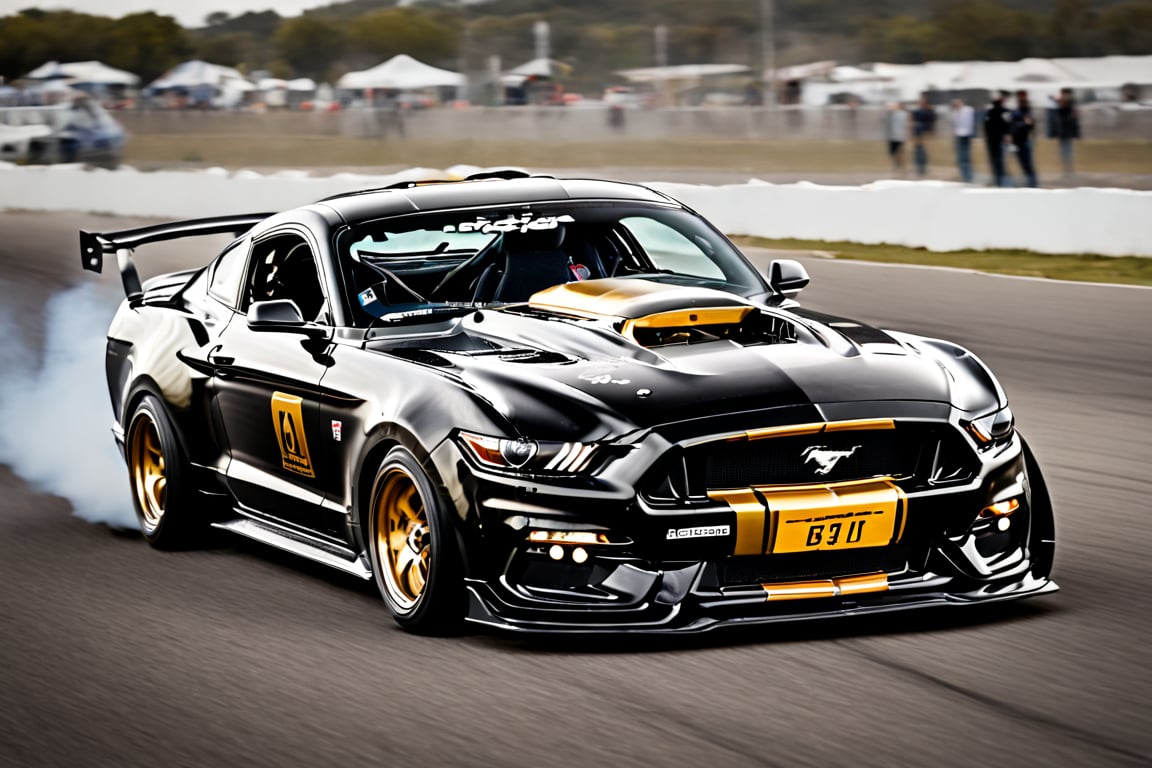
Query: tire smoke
0,282,138,529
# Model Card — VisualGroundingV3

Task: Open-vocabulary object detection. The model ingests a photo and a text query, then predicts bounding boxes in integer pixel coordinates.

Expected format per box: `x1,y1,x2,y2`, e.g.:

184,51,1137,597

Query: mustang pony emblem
801,445,861,475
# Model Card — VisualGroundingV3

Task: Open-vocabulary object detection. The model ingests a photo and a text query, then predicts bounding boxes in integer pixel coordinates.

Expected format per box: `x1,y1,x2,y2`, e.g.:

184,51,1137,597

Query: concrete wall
3,164,1149,256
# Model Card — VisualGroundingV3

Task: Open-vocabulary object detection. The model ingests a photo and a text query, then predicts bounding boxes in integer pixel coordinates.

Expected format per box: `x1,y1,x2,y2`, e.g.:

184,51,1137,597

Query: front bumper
432,414,1057,634
464,568,1058,634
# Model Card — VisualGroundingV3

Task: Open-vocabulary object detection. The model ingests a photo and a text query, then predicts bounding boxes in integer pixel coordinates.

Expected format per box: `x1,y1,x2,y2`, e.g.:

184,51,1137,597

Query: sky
0,1,339,28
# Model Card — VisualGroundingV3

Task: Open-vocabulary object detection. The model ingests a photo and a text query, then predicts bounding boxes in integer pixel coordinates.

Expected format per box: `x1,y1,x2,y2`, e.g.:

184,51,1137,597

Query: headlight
964,405,1014,447
458,432,601,474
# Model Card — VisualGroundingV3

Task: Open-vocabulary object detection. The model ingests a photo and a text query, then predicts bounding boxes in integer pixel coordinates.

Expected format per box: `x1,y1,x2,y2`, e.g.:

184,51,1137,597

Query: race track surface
0,212,1149,767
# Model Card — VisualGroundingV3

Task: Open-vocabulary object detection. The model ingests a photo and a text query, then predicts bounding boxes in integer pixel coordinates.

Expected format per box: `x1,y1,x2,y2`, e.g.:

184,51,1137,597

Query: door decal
271,391,315,478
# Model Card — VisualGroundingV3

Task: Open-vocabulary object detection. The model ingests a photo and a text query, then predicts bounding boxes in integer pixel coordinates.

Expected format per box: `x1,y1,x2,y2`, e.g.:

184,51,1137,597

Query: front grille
700,429,913,488
717,547,909,587
641,422,977,504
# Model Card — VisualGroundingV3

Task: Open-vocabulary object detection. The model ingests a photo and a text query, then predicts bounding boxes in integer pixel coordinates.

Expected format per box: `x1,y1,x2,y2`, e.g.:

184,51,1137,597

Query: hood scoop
528,278,795,348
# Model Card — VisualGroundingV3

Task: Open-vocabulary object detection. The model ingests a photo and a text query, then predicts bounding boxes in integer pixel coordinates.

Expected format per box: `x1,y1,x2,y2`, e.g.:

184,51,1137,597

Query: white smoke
0,282,138,529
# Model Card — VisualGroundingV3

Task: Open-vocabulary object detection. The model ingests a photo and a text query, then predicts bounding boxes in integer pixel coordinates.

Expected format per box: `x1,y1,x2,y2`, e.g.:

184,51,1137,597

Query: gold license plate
764,479,903,554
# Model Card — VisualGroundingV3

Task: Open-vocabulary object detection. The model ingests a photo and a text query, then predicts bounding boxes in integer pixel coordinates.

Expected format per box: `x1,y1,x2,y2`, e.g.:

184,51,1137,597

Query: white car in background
0,97,124,167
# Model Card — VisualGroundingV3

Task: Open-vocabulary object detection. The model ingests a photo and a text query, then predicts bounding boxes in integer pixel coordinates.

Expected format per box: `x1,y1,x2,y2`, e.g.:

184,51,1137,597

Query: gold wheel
374,467,431,610
129,412,167,533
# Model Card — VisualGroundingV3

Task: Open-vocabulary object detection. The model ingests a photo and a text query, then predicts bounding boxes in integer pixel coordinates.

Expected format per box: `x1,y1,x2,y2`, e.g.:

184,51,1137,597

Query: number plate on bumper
710,478,906,556
767,479,903,553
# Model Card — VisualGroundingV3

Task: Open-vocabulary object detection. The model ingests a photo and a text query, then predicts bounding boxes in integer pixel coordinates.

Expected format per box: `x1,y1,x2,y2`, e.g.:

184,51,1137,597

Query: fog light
997,517,1011,532
548,544,564,561
572,547,589,564
529,530,609,545
980,498,1020,518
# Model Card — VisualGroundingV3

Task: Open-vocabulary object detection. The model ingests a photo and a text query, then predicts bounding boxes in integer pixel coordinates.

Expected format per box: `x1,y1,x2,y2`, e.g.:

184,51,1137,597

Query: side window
243,234,329,323
621,217,724,280
207,240,250,310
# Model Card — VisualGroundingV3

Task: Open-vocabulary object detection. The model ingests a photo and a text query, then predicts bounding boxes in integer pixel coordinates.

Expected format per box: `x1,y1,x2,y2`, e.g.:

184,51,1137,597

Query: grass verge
731,237,1152,287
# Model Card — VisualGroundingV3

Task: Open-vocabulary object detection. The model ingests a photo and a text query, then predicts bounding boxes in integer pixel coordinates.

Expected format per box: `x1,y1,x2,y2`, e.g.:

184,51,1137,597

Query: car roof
316,176,680,224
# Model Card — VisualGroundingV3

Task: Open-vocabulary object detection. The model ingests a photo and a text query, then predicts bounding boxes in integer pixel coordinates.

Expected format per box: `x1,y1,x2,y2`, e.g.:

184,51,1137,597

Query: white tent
616,64,750,84
507,58,571,78
149,60,253,92
256,78,317,92
502,58,572,87
25,60,140,87
337,55,464,90
795,55,1152,105
287,78,317,92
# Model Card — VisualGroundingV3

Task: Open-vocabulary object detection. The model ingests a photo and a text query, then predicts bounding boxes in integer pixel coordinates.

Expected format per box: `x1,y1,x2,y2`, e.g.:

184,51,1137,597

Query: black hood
371,280,1000,441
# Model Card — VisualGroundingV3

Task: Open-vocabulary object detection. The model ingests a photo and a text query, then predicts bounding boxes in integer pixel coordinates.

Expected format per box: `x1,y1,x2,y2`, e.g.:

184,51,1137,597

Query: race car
82,171,1057,633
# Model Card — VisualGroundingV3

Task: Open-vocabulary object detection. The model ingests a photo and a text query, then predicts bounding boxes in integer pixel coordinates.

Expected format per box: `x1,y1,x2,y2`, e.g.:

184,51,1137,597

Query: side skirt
213,516,373,580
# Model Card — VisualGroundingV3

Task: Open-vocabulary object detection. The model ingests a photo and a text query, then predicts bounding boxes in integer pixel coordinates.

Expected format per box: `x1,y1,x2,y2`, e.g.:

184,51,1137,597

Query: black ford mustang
83,172,1057,633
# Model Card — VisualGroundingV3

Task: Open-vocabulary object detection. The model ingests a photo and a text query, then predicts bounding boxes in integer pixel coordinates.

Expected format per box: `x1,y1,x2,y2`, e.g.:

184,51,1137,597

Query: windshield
335,201,765,327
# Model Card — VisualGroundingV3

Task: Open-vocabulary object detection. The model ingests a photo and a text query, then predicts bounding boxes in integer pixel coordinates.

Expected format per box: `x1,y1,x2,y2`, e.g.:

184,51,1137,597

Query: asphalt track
1,212,1149,767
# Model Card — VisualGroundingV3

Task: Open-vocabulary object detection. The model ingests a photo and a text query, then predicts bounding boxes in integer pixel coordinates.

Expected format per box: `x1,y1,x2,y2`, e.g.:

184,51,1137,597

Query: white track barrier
2,163,1149,257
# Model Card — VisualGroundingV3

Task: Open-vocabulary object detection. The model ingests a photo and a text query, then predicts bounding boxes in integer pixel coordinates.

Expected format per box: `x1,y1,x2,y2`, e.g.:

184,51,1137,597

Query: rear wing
80,213,272,303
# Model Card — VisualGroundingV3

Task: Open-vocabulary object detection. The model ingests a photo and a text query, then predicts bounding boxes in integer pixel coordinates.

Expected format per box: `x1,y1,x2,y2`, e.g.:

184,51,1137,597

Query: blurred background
1,0,1149,183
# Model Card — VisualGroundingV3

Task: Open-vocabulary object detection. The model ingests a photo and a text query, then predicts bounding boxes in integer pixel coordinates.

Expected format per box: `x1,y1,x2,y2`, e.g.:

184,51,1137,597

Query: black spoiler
80,213,272,303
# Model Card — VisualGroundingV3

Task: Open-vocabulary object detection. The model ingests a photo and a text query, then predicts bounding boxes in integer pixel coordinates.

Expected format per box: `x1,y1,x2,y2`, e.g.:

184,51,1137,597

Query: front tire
126,395,201,549
367,446,464,634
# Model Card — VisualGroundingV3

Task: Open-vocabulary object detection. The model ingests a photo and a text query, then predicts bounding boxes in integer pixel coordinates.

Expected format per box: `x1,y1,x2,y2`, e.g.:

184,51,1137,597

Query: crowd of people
884,88,1082,186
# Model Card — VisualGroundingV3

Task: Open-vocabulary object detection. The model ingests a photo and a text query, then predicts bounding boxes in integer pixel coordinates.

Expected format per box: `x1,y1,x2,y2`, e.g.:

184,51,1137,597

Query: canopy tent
25,60,140,87
256,77,316,92
790,55,1152,105
507,58,571,78
616,64,749,84
148,60,253,92
502,58,572,87
337,55,464,90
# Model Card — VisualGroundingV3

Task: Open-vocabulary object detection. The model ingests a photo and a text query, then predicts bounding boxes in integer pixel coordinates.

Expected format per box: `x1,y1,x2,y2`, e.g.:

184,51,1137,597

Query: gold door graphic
271,391,315,478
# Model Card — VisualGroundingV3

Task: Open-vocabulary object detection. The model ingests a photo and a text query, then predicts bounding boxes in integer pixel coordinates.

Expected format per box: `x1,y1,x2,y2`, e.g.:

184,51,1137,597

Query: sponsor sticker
270,391,315,478
358,287,377,306
666,525,731,540
444,213,575,235
331,420,342,442
579,371,631,386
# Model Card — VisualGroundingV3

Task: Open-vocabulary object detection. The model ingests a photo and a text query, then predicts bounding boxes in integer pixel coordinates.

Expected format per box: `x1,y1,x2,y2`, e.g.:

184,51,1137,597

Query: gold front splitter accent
761,572,889,601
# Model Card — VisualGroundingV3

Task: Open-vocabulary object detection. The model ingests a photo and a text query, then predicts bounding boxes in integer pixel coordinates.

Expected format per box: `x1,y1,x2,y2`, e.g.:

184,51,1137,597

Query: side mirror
247,300,327,338
767,259,810,297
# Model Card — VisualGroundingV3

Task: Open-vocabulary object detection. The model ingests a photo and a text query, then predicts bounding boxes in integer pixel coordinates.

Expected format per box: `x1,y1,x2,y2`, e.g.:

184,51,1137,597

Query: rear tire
125,395,202,549
367,446,464,634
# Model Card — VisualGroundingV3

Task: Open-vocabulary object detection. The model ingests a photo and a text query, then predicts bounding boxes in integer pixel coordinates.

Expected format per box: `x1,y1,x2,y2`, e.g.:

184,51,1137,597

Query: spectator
910,95,937,177
885,102,909,175
1048,88,1081,179
951,97,976,183
1010,90,1038,187
983,90,1012,187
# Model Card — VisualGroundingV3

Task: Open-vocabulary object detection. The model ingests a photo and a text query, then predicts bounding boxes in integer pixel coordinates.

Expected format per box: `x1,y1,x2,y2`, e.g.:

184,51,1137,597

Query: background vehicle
0,97,124,167
82,173,1056,633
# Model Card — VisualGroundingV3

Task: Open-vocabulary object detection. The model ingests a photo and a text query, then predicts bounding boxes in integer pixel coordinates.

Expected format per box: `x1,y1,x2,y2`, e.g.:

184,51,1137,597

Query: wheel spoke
394,542,420,576
149,475,166,501
388,530,409,552
406,556,426,595
398,485,422,522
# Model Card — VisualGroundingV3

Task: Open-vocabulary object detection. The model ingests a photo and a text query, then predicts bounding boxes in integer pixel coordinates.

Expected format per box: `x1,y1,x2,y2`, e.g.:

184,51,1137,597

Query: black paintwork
88,176,1057,633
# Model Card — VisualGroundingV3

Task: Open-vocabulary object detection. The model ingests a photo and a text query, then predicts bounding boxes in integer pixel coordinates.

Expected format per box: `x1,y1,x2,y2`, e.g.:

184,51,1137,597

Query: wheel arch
1021,434,1056,580
350,423,448,557
122,376,194,460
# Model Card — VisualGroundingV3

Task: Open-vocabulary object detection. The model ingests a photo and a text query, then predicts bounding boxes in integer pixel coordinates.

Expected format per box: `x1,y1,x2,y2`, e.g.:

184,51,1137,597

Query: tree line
1,0,1148,90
